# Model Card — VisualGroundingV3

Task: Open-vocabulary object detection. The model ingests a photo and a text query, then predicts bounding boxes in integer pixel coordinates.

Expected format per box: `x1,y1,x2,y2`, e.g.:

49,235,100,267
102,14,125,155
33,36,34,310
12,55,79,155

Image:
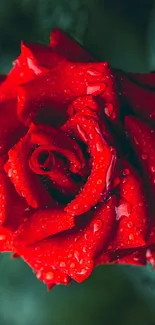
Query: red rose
0,28,154,289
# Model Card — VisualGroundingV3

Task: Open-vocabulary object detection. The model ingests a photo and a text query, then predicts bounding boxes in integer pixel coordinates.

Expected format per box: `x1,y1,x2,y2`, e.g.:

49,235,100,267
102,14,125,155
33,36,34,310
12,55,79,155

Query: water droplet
74,250,80,262
60,261,66,268
70,262,75,269
0,235,5,240
122,169,130,176
146,249,152,258
106,154,116,189
151,166,155,173
129,234,134,241
87,69,103,77
127,221,133,228
45,271,54,280
64,88,71,95
83,246,87,253
36,270,42,279
8,169,12,178
97,179,103,185
139,202,144,207
142,154,148,160
73,204,79,210
77,268,87,275
133,137,139,145
115,200,132,221
104,103,114,118
93,219,103,232
86,83,106,96
77,125,88,142
25,207,30,212
96,142,103,152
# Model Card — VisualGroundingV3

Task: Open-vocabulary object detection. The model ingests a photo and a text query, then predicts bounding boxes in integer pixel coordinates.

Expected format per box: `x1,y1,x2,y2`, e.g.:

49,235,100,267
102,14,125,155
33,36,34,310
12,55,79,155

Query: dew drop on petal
129,234,134,241
70,262,75,269
36,270,42,279
73,204,79,210
139,201,144,207
74,250,80,262
77,268,87,275
45,271,54,281
127,221,133,228
96,142,103,152
93,219,103,232
115,201,132,221
87,69,103,77
122,169,130,176
97,179,103,185
8,169,12,178
0,235,6,240
146,249,152,258
104,103,114,118
141,154,148,160
77,124,88,142
60,261,66,268
86,83,106,96
64,88,71,95
151,166,155,173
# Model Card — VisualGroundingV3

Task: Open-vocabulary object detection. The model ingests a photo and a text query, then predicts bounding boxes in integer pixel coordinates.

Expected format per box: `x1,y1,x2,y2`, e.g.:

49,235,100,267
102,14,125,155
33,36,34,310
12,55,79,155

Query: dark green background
0,0,155,324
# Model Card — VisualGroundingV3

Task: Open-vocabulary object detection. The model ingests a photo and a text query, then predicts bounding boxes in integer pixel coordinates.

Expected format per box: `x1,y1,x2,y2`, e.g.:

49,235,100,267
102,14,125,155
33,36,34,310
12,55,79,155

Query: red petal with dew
17,62,119,125
15,196,116,283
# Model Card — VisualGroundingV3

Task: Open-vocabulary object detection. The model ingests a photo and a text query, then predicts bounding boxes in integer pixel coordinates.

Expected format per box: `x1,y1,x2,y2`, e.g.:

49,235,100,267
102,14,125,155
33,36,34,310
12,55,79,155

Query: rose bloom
0,28,155,289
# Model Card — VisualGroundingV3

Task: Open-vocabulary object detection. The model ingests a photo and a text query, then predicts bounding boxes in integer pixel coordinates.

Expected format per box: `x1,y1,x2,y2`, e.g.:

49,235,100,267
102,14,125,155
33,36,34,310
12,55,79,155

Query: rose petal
0,99,26,157
21,41,66,71
30,124,85,174
15,207,75,245
128,72,155,87
125,117,155,205
36,266,71,288
17,62,118,125
117,71,155,121
0,172,14,226
112,160,148,250
64,115,116,215
15,196,116,283
0,227,14,252
29,146,82,197
50,28,94,62
6,134,53,208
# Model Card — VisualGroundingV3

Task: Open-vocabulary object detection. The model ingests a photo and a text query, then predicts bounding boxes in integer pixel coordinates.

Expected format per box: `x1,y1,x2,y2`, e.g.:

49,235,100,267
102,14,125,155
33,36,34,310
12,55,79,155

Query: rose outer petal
0,172,15,226
0,99,26,157
15,196,116,283
125,117,155,206
112,160,148,250
95,249,146,267
15,207,75,245
50,28,95,62
117,71,155,121
17,61,119,125
0,41,64,102
36,266,71,288
0,227,14,252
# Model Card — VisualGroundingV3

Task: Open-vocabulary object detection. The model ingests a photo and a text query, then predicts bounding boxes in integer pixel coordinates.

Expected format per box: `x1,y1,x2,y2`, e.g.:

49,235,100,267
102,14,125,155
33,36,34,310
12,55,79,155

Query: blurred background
0,0,155,324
